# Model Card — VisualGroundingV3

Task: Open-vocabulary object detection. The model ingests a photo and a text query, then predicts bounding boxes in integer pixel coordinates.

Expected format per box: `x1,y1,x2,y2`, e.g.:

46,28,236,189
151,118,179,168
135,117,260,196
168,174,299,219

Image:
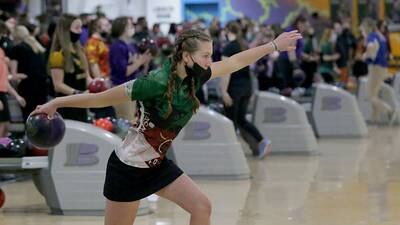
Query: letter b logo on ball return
263,107,287,123
65,143,99,166
183,121,211,140
321,96,342,111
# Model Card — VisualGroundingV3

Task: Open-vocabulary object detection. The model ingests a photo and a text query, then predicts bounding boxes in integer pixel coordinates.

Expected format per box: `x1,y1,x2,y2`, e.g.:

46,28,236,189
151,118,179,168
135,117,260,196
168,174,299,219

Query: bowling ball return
288,83,368,138
0,120,150,215
0,155,48,208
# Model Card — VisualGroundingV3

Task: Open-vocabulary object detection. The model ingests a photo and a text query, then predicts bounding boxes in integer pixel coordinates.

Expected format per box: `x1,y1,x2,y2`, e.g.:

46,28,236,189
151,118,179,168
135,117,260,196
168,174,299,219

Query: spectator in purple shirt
109,17,152,121
277,15,307,89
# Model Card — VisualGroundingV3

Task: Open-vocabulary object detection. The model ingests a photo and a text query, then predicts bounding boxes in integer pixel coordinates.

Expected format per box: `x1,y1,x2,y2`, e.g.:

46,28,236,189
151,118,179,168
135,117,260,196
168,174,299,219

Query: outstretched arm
31,84,130,117
210,30,302,79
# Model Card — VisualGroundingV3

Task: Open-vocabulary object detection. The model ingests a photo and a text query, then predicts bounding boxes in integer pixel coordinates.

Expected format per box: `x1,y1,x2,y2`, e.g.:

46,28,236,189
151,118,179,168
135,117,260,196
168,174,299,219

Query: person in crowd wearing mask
133,17,149,43
168,23,177,43
309,12,325,41
24,22,40,38
109,17,152,121
209,19,222,63
44,21,56,62
277,15,307,89
151,23,163,39
352,34,368,80
32,27,301,225
0,14,15,57
221,21,272,158
0,15,27,83
79,13,92,46
9,25,48,121
0,22,26,137
48,13,92,122
251,26,281,90
334,20,356,88
377,20,392,61
86,16,111,78
319,26,340,84
85,16,116,119
300,26,320,89
361,18,394,124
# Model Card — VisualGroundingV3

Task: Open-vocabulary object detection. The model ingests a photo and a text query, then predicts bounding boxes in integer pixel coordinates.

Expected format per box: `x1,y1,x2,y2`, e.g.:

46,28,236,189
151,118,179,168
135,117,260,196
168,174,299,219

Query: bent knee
191,197,212,216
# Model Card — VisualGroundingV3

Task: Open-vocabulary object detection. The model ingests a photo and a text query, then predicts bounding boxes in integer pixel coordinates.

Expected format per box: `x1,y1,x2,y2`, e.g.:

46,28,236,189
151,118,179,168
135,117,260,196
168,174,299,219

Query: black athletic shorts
103,151,183,202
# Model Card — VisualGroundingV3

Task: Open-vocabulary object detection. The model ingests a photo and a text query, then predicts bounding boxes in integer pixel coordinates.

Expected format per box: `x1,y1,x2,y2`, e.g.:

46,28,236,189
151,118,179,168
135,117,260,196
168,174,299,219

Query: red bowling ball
0,188,5,208
94,118,113,132
88,78,108,93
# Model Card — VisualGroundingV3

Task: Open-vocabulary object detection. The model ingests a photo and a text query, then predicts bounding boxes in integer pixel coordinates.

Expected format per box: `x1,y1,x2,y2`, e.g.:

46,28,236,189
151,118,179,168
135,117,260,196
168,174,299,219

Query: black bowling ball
6,139,27,157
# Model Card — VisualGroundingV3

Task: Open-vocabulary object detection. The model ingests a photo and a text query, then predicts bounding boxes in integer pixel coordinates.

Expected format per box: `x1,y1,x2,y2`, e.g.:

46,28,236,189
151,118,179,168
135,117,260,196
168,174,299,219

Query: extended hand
273,30,302,52
31,102,57,119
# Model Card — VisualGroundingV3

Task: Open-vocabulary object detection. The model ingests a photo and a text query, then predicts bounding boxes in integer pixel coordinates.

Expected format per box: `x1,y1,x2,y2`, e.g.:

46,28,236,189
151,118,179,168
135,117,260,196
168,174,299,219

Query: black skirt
103,151,183,202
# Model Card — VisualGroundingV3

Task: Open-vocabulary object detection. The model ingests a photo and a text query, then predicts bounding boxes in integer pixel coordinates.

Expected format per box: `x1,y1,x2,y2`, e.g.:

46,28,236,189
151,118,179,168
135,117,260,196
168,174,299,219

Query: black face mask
70,31,81,43
225,34,229,42
184,56,212,81
100,31,108,39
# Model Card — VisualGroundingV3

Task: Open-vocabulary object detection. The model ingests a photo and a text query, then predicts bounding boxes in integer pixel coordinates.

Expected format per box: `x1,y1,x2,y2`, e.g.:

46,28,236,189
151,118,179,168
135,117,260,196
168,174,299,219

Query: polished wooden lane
1,126,399,225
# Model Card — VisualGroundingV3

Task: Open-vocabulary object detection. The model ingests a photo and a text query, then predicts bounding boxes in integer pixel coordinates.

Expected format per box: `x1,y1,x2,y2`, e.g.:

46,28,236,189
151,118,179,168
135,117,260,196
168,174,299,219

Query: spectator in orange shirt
0,28,26,136
85,17,116,119
86,17,111,78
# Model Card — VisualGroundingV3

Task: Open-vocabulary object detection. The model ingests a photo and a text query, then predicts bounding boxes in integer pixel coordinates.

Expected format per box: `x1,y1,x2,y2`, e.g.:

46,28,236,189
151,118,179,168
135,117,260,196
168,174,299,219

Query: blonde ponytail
14,25,45,53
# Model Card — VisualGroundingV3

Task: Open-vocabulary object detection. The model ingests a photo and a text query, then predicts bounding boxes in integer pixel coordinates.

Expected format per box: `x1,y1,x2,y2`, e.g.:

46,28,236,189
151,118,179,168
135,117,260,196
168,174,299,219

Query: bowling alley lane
1,126,400,225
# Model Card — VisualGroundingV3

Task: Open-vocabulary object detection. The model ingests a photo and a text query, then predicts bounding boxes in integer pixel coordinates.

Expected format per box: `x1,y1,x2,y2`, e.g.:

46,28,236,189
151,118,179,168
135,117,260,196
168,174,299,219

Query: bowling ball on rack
108,117,119,133
26,112,66,148
137,38,158,56
5,139,27,157
94,118,113,132
0,188,5,208
156,37,173,56
112,118,131,138
280,87,293,97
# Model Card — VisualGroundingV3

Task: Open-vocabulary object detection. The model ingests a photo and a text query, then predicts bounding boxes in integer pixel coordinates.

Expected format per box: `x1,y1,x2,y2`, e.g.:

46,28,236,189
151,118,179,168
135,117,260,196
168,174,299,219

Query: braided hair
163,29,212,118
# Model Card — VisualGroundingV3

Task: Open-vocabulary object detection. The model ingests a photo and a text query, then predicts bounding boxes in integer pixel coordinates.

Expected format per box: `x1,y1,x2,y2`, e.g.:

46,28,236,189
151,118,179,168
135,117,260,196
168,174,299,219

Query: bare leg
156,174,212,225
104,199,140,225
